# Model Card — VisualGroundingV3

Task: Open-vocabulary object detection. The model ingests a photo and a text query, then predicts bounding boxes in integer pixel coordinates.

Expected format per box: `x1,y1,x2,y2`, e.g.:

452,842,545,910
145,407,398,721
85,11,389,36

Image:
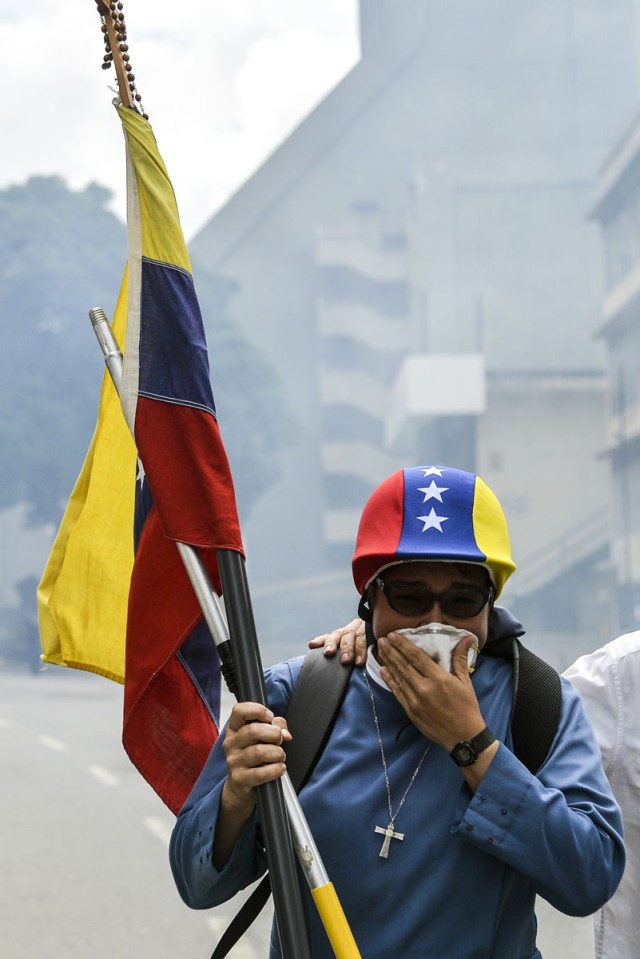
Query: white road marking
206,916,229,937
88,764,119,787
206,916,259,959
144,816,173,847
37,734,66,752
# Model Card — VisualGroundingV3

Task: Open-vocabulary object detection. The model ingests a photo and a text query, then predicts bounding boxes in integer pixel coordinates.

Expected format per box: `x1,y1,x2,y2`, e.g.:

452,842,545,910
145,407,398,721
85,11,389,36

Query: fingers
223,703,290,798
378,632,435,675
376,634,426,699
379,631,475,679
350,619,368,666
226,703,291,747
332,618,363,664
272,715,292,742
309,627,345,655
376,633,485,749
308,618,368,665
450,634,479,678
227,701,275,731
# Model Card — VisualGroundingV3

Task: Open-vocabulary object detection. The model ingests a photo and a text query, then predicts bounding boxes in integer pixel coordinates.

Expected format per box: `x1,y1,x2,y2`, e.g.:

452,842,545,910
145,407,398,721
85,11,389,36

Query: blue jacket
170,611,624,958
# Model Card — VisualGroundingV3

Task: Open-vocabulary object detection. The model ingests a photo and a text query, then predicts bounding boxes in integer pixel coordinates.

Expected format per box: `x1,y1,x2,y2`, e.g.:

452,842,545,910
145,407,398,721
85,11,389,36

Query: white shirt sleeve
564,632,640,959
564,644,621,775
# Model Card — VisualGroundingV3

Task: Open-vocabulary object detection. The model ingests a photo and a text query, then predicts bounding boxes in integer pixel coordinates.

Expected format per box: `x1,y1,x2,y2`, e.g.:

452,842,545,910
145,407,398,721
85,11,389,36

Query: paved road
0,667,272,959
1,666,594,957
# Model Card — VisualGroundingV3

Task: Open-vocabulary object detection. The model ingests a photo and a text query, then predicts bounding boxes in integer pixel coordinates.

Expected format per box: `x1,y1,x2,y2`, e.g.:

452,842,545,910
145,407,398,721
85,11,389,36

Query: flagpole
86,5,357,952
178,545,361,959
216,550,315,954
90,309,361,959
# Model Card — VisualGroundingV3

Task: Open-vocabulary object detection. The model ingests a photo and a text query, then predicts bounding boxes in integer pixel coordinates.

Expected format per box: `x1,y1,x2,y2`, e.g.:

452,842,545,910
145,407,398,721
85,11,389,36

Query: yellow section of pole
311,883,362,959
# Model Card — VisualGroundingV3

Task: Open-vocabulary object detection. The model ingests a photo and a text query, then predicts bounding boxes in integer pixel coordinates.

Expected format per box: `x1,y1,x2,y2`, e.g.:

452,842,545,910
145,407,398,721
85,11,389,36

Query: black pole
217,549,311,959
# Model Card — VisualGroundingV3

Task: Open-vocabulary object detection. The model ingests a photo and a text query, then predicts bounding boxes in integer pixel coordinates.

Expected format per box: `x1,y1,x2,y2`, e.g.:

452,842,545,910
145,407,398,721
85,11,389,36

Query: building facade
591,114,640,635
192,1,640,660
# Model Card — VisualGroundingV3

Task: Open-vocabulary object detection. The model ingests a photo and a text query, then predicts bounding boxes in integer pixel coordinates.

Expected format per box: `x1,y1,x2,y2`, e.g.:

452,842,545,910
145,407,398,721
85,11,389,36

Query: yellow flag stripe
37,106,189,683
37,274,136,682
118,105,191,271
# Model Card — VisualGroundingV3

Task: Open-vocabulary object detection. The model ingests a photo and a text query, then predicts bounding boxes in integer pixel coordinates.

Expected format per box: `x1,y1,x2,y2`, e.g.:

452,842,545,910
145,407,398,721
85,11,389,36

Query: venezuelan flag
38,106,243,813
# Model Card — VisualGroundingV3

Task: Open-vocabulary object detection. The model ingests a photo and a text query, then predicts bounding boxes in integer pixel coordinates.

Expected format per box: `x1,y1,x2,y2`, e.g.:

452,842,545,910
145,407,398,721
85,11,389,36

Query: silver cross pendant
375,823,404,858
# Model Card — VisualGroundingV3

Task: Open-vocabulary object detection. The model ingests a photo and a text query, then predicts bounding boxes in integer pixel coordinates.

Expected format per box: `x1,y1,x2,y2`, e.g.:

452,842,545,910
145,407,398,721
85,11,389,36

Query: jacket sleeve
169,659,301,909
451,677,625,916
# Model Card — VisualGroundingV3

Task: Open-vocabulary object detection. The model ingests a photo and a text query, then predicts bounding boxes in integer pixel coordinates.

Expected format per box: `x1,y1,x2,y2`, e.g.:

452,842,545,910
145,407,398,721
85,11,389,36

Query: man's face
371,561,492,650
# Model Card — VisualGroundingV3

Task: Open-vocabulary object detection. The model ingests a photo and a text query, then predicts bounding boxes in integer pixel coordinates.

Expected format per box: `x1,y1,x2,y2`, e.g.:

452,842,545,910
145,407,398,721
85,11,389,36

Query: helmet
352,465,516,599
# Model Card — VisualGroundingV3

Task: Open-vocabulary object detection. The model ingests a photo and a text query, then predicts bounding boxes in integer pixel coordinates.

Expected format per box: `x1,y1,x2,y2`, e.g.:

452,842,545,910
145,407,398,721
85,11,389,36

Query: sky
0,0,360,239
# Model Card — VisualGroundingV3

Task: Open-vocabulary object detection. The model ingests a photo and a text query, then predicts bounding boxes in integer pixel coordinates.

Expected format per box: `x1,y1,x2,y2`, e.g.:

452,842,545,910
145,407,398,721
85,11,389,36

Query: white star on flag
417,509,449,532
420,467,445,477
136,458,146,488
418,481,449,503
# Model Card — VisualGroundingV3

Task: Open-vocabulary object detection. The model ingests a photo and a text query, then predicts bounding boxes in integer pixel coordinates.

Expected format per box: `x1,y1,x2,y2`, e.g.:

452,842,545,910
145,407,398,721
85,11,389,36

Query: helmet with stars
352,465,516,600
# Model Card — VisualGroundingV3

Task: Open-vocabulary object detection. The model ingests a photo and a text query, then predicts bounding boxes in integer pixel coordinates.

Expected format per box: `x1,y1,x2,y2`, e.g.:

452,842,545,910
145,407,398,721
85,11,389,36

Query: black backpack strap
210,650,354,959
510,638,562,774
284,648,354,790
210,876,272,959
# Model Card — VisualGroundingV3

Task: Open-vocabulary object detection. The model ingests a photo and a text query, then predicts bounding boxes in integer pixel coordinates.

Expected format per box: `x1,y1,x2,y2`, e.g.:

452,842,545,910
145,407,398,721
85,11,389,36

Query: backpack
210,618,562,958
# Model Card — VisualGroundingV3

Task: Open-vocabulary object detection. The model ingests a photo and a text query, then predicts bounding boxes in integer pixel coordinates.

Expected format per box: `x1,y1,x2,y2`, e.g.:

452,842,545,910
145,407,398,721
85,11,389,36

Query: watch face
451,742,476,766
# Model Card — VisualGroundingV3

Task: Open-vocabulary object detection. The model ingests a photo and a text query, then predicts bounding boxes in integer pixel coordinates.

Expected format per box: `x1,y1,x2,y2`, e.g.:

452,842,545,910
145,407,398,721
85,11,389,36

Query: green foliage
0,176,124,524
0,176,294,528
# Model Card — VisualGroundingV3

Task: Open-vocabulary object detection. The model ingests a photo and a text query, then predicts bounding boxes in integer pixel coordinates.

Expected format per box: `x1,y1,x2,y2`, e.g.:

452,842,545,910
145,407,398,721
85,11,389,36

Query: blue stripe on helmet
397,466,487,564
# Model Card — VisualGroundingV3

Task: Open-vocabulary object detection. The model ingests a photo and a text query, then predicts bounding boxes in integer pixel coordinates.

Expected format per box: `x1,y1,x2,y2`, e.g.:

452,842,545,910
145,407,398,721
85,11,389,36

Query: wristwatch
449,727,497,767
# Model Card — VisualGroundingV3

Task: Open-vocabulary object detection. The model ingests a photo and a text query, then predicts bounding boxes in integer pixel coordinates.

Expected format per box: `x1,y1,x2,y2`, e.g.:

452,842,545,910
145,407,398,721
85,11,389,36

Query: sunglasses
374,577,494,619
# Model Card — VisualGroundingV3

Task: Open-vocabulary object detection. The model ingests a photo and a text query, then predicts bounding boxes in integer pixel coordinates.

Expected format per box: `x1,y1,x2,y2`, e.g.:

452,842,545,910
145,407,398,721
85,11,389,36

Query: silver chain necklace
363,667,431,859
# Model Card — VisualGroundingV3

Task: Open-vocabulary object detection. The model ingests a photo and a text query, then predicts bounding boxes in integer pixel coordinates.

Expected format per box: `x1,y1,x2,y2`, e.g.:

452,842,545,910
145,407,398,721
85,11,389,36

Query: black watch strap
450,727,496,767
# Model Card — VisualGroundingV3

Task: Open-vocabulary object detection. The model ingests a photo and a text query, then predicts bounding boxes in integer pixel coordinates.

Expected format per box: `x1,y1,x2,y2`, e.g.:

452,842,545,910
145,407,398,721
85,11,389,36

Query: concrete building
192,1,640,661
591,112,640,635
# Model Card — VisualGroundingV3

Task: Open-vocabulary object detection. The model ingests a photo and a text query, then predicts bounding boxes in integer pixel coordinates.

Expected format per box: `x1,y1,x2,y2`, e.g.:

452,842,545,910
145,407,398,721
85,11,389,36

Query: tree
0,176,123,524
0,176,294,527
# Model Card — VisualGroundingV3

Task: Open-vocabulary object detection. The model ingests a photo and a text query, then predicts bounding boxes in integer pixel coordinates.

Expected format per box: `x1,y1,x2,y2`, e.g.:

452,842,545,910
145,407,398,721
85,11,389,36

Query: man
564,634,640,959
170,465,624,958
319,578,639,959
